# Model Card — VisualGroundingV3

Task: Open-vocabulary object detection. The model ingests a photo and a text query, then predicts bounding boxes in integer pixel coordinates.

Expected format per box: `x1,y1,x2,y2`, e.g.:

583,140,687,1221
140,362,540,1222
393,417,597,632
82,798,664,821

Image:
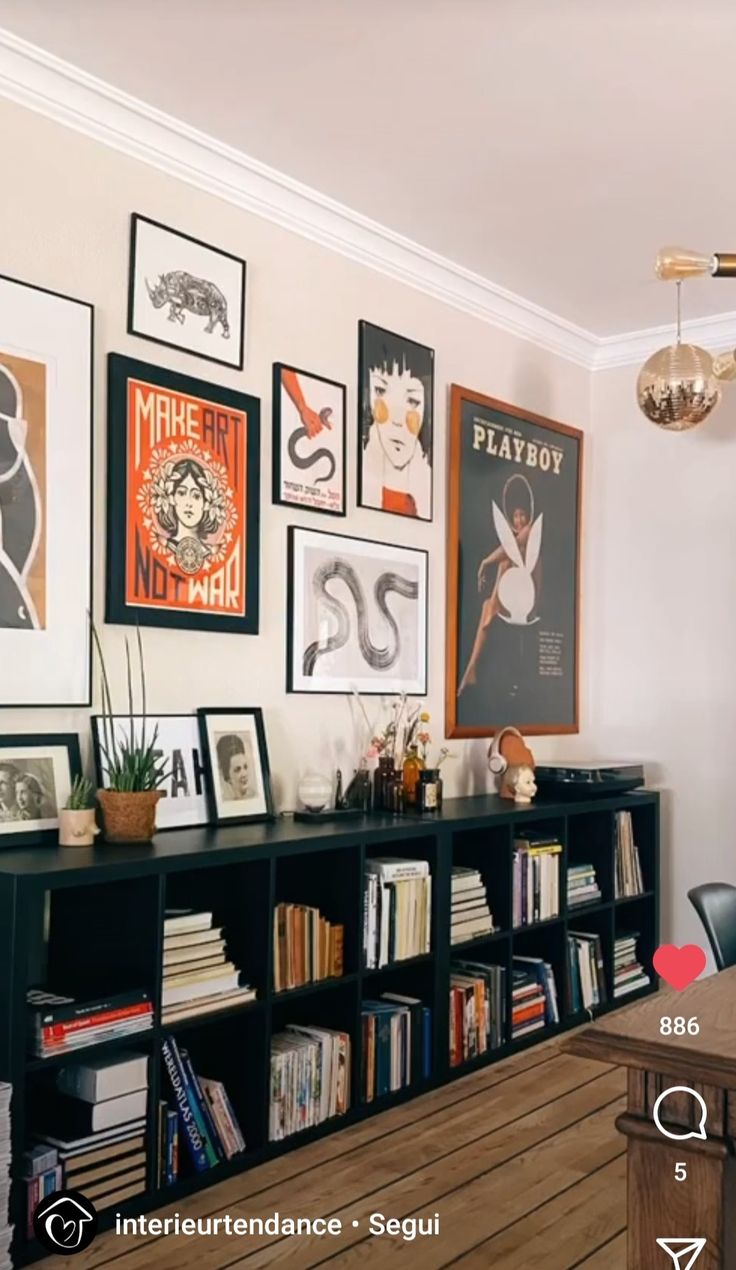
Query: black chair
687,882,736,971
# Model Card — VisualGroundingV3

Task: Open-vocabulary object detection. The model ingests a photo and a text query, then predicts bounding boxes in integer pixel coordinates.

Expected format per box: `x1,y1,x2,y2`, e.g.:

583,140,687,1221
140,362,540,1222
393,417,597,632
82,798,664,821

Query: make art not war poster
106,355,260,634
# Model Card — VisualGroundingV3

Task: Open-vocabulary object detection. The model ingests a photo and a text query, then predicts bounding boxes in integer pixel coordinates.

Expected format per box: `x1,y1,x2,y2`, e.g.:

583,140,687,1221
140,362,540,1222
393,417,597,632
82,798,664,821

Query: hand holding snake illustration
282,368,336,485
303,558,418,676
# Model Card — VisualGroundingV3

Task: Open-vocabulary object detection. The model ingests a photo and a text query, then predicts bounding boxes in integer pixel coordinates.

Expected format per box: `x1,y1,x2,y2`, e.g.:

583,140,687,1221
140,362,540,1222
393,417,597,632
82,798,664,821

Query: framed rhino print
127,214,247,369
106,354,260,634
446,384,582,738
0,275,93,706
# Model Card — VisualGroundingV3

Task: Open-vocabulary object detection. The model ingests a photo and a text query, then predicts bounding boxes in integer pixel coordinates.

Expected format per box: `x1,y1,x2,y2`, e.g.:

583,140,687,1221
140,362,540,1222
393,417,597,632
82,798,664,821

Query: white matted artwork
92,715,210,831
0,734,81,847
0,276,92,706
287,526,428,695
128,214,246,369
197,708,274,825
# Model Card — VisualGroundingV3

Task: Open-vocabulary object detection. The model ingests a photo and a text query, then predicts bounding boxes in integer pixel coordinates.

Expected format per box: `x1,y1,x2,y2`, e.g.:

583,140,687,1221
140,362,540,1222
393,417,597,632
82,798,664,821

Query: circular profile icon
33,1189,98,1255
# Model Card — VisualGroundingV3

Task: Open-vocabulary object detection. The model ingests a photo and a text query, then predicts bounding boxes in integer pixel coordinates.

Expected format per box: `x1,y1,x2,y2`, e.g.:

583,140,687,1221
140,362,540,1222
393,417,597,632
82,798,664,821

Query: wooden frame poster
446,385,582,737
106,354,260,634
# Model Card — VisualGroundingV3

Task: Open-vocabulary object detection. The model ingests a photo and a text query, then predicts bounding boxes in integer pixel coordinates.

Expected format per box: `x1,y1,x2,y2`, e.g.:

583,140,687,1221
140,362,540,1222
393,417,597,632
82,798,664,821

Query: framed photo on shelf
272,363,346,516
91,714,210,832
446,384,583,738
0,275,93,706
287,525,428,695
0,734,82,849
357,320,434,522
106,354,260,634
197,707,274,825
127,214,246,370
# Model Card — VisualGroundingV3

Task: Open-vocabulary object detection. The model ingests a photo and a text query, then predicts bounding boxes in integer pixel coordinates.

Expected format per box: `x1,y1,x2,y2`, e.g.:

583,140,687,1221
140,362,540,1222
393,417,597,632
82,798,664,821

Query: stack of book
269,1026,350,1141
615,811,645,898
272,904,344,992
450,961,506,1066
27,988,153,1059
511,956,559,1040
567,863,602,909
513,835,562,927
450,867,496,945
32,1051,149,1211
614,933,651,997
0,1083,11,1270
22,1144,61,1236
361,994,432,1101
162,910,256,1024
161,1035,245,1174
568,931,608,1012
364,857,432,969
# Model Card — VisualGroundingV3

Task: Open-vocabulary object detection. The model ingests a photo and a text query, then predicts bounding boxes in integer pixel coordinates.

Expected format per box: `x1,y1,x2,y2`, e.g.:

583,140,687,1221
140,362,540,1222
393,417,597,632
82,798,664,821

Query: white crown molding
1,25,736,375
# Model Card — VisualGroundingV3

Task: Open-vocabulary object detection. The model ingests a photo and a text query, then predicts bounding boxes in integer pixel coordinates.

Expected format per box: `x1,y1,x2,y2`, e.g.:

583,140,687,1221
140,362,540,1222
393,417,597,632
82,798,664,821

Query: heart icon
653,944,706,991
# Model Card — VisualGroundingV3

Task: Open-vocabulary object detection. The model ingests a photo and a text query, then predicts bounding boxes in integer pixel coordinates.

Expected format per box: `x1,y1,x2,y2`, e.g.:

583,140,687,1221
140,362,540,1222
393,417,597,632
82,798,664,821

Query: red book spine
42,1001,152,1039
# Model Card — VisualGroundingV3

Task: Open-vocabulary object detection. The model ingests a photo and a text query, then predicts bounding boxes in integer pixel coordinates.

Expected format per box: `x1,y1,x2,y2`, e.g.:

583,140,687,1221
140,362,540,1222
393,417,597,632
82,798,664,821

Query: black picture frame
0,733,82,849
357,320,434,523
127,213,247,370
0,273,94,708
91,714,211,832
197,707,275,825
272,362,347,517
286,525,429,696
105,353,260,634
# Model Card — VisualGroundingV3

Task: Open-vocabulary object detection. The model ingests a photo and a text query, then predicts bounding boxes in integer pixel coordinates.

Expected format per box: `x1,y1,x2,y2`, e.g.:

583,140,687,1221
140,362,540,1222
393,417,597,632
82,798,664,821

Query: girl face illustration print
154,457,220,576
369,361,425,473
361,324,433,520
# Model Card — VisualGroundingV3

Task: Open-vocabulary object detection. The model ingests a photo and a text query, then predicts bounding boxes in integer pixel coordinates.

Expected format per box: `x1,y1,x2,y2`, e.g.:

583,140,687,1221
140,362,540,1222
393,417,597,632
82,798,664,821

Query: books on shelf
0,1084,11,1270
615,811,645,898
512,956,559,1040
272,903,344,993
162,910,256,1022
161,1034,245,1175
269,1025,350,1141
567,863,603,909
27,988,154,1059
364,857,432,969
614,933,651,998
513,836,562,927
450,867,496,945
361,995,432,1101
450,961,506,1066
568,932,608,1012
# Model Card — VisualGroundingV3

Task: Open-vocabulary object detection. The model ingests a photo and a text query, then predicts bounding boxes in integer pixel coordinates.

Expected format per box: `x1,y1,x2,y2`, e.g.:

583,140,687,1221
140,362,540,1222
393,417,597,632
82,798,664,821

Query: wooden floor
58,1038,627,1270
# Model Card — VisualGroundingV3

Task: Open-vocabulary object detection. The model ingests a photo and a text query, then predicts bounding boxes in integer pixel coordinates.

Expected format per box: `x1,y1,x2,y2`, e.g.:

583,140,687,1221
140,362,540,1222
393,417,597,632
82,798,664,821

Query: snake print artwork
287,408,336,486
303,558,418,675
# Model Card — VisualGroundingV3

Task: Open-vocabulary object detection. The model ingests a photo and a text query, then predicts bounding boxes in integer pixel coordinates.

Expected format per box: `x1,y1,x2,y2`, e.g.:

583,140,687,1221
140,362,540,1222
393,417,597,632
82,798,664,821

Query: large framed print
92,714,210,831
287,526,428,695
0,733,81,849
106,354,260,634
357,320,434,522
0,275,93,706
272,363,346,515
197,707,274,825
127,214,246,370
446,385,582,737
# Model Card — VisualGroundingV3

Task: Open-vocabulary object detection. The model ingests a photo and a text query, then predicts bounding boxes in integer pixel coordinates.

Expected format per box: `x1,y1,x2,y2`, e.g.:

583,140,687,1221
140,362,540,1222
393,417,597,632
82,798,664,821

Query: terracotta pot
97,789,162,844
58,808,100,848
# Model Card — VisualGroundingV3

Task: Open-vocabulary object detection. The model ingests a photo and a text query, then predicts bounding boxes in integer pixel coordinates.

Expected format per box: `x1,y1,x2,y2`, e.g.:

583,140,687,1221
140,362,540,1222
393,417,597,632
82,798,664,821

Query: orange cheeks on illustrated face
373,397,390,425
405,409,421,435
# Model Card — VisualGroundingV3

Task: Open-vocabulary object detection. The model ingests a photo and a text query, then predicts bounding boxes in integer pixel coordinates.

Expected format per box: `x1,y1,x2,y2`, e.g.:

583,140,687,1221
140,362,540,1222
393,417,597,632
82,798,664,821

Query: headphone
488,726,526,776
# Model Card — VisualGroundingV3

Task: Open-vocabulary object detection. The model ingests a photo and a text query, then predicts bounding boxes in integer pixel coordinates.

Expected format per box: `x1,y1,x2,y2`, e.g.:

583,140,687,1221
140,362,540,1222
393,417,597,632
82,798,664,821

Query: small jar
374,755,393,811
418,769,440,813
402,745,424,807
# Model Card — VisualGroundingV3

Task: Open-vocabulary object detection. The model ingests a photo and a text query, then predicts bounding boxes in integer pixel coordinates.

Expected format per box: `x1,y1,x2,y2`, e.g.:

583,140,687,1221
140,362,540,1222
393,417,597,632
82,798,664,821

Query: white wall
0,99,594,811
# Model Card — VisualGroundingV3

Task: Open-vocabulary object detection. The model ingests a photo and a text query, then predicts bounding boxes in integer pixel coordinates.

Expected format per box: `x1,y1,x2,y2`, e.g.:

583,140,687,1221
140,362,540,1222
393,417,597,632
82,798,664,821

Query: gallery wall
0,98,595,813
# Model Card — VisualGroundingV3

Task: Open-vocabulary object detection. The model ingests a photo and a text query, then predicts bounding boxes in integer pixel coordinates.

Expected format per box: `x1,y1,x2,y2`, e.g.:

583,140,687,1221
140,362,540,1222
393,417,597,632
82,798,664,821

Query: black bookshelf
0,790,659,1264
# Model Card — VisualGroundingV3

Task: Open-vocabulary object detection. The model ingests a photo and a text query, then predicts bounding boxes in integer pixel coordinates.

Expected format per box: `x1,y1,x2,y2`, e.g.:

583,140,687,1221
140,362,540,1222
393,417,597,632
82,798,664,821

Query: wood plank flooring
52,1038,627,1270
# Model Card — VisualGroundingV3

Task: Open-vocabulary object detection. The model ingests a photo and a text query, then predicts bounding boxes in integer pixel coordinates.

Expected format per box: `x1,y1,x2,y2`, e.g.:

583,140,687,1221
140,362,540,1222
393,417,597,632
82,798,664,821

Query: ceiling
1,0,735,336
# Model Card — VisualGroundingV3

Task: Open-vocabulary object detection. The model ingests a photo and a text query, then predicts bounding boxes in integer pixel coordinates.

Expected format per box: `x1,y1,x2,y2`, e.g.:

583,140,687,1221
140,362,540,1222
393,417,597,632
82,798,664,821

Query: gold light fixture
636,281,720,430
655,245,736,280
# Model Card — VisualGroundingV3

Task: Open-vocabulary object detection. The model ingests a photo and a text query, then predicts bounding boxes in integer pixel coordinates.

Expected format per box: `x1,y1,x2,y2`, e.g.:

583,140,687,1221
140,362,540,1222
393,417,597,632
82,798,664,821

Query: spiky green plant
91,620,170,793
64,774,95,811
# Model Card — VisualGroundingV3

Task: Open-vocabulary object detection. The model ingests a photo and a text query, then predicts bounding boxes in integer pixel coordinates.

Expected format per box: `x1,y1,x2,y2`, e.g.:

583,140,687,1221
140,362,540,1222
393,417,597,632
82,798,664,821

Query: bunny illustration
492,501,543,625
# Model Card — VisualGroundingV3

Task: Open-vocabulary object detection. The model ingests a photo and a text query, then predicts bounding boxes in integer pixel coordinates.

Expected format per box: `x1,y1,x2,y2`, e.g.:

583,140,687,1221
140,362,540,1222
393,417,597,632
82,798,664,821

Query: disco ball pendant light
636,281,720,430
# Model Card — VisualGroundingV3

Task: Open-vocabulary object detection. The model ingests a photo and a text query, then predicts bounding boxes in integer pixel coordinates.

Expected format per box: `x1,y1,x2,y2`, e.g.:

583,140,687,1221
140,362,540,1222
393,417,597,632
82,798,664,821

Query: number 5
675,1162,687,1181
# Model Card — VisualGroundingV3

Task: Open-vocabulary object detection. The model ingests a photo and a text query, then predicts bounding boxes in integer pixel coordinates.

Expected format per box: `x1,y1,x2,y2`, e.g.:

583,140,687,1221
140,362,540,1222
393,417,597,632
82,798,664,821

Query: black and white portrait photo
92,714,210,831
0,734,80,848
287,526,428,695
127,215,247,369
198,708,274,825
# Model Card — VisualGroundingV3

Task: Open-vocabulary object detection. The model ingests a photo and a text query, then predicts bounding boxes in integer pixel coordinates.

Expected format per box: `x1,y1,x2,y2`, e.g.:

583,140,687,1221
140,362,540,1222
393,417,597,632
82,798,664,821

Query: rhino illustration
145,271,231,339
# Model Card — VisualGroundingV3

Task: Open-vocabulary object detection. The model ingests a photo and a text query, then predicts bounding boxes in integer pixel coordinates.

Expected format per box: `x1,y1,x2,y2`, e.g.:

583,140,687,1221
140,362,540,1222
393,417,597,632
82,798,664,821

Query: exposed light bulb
655,246,715,281
713,350,736,381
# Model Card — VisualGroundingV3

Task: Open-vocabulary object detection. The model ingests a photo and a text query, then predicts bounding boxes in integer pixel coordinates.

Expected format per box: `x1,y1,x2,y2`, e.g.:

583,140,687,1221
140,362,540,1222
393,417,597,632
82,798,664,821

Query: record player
533,761,645,797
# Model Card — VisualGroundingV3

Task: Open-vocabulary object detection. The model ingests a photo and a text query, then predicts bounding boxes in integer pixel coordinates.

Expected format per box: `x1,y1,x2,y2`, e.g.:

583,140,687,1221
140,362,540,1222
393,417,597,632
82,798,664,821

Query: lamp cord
676,280,682,345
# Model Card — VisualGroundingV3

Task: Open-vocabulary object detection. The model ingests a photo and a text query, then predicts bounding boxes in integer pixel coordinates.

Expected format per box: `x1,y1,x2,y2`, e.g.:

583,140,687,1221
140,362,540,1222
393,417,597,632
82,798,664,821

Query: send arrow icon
656,1238,707,1269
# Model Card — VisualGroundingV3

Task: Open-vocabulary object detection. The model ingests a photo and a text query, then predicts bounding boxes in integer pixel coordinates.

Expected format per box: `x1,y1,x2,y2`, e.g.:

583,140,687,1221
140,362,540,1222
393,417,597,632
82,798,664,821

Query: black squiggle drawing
303,558,418,676
288,407,336,485
0,364,40,630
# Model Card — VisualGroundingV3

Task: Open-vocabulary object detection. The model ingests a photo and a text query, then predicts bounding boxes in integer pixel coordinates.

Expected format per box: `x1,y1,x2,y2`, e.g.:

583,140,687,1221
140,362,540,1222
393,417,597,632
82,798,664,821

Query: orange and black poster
106,355,260,634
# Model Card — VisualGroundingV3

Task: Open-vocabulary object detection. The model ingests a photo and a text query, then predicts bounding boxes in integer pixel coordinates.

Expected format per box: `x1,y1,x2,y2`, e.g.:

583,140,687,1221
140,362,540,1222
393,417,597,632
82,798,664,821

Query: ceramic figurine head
506,763,537,805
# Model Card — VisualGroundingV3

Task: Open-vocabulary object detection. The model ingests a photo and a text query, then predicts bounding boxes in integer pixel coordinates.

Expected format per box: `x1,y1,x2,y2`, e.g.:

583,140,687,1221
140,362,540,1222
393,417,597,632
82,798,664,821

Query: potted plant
92,623,169,843
59,775,99,848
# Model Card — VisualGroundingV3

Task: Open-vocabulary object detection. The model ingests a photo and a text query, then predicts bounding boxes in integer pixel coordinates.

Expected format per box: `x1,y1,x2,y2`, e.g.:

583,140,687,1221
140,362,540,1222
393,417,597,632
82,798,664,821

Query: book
56,1052,149,1103
160,1036,211,1172
161,985,256,1024
163,942,227,967
164,910,214,934
162,968,240,1008
164,927,224,950
33,1088,148,1138
35,1118,147,1153
179,1048,224,1164
62,1133,145,1174
65,1148,146,1191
